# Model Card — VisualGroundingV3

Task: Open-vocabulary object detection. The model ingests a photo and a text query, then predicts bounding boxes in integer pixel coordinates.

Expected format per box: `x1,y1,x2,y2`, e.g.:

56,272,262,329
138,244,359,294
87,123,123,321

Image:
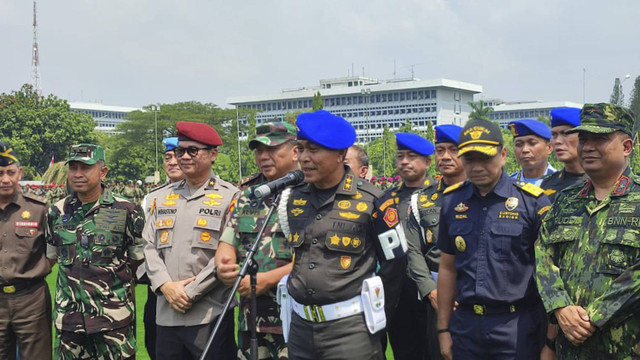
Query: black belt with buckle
1,278,44,294
460,302,519,316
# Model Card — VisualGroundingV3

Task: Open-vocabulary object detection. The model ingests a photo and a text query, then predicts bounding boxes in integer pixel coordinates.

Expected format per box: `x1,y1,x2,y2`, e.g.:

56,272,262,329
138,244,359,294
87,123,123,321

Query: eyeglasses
174,146,213,157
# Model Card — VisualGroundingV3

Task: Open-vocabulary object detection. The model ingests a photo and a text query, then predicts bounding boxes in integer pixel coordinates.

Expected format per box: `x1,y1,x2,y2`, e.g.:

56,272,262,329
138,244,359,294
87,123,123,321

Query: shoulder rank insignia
515,181,544,197
443,181,465,194
543,189,556,196
343,175,354,191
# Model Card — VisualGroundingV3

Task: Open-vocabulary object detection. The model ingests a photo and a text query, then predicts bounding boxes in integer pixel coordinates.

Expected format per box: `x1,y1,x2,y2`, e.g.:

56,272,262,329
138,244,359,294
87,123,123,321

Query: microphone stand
200,192,280,360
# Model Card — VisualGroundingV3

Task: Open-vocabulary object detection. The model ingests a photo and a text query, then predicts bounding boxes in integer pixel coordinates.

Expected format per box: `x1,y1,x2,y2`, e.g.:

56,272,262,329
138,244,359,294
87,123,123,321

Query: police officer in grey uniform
143,121,239,360
282,110,407,360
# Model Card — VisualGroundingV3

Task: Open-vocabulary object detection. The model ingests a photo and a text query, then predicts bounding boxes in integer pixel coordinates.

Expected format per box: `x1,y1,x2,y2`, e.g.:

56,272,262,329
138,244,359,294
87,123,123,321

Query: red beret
176,121,222,147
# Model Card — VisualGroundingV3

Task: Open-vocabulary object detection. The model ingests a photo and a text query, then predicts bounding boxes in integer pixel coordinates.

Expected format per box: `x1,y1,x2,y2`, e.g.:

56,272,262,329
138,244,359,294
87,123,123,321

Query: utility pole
31,1,42,97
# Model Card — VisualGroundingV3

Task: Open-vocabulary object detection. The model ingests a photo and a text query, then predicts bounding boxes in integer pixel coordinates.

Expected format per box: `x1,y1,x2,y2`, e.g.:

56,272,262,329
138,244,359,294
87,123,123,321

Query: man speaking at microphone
280,110,407,360
216,122,298,360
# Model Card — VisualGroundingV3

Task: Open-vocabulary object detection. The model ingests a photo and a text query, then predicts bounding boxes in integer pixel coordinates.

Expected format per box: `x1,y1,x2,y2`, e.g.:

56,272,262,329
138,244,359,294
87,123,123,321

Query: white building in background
484,99,584,128
69,102,141,134
227,76,482,143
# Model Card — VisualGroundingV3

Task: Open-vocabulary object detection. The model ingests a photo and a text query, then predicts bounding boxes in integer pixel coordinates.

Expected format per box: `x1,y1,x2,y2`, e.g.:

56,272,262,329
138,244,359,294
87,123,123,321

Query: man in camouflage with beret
535,103,640,359
216,121,298,360
46,144,145,359
0,142,52,360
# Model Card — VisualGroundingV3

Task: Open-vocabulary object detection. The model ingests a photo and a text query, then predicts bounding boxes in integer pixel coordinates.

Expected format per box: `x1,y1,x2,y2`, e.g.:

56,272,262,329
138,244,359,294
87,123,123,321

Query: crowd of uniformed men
1,102,639,360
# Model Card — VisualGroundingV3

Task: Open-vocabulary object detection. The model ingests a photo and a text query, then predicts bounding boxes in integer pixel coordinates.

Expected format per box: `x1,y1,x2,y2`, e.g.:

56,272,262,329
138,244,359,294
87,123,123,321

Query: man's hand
438,331,453,360
427,289,438,311
216,255,239,287
238,273,270,297
554,305,596,345
159,277,196,314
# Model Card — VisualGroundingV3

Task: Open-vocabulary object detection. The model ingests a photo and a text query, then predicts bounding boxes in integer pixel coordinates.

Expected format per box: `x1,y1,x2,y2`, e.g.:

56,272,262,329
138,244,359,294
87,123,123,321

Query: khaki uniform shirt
0,192,50,284
143,172,239,327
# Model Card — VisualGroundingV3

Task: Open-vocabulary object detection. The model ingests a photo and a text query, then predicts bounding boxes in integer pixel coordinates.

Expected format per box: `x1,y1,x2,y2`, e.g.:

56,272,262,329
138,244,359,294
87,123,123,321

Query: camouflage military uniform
219,181,291,360
47,187,145,360
536,169,640,359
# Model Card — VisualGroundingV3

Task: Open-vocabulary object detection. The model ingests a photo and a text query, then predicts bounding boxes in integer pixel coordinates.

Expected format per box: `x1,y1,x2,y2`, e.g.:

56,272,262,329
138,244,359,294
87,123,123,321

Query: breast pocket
14,227,38,254
490,222,523,260
448,222,473,256
598,227,640,275
155,216,176,250
546,225,579,270
54,231,77,266
193,216,221,250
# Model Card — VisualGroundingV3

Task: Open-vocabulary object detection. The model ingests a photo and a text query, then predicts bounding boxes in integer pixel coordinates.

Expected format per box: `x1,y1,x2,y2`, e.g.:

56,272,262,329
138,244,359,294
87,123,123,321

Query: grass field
46,265,395,359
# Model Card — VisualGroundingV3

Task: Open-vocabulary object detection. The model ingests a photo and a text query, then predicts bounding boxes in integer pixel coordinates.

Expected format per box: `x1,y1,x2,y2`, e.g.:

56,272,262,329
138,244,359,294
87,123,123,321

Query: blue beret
162,137,178,152
296,110,356,150
434,124,462,145
508,119,551,140
395,133,434,156
550,107,581,128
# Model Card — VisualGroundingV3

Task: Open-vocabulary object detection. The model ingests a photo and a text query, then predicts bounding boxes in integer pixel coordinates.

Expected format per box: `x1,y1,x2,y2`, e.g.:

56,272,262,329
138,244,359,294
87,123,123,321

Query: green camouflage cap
566,103,636,136
248,122,296,150
66,144,106,165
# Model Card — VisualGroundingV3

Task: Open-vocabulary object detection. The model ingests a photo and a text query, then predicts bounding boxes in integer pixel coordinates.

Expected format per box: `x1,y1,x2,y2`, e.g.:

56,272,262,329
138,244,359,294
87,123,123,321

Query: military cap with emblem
550,107,581,128
457,118,504,157
434,124,463,144
176,121,222,146
508,119,552,140
162,137,179,152
0,141,19,166
395,132,434,156
66,144,106,165
249,121,296,150
296,110,356,150
566,103,636,136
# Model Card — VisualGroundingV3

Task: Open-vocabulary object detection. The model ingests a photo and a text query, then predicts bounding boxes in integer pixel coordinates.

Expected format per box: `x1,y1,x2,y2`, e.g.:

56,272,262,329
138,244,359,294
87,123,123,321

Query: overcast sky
1,0,639,109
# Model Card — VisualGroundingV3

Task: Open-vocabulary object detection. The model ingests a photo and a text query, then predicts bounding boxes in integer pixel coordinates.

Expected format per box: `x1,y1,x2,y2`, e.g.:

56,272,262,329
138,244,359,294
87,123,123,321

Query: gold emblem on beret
455,236,466,252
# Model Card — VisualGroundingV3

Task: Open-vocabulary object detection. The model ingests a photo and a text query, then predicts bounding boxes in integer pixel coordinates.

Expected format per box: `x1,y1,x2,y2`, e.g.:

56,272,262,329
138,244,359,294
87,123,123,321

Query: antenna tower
31,0,42,97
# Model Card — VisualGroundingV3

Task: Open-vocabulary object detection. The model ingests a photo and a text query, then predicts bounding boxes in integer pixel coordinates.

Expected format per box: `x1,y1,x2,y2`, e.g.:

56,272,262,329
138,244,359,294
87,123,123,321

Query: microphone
252,170,305,199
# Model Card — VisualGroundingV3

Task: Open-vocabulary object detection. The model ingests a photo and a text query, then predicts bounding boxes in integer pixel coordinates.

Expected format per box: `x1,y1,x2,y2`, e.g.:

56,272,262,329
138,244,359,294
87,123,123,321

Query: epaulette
23,192,47,204
443,181,466,194
240,172,263,188
356,178,383,198
514,181,544,197
149,182,171,194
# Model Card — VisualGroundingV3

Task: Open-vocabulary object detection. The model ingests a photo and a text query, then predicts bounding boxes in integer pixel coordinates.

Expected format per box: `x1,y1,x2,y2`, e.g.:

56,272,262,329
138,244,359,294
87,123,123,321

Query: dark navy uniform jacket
437,170,550,306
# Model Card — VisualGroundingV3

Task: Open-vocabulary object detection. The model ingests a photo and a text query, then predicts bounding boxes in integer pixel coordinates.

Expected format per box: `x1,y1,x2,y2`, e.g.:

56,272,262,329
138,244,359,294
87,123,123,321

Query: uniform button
311,238,318,244
316,214,323,220
307,289,314,295
482,207,487,211
309,263,315,269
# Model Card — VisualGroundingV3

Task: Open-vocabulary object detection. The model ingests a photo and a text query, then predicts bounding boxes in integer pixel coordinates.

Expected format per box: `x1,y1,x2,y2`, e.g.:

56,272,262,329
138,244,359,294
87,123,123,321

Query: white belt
291,295,363,323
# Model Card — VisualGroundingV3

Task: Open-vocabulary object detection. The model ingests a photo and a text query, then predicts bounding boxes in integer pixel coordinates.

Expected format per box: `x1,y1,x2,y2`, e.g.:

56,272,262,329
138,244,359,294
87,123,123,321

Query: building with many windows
484,99,583,127
69,102,140,134
227,76,482,143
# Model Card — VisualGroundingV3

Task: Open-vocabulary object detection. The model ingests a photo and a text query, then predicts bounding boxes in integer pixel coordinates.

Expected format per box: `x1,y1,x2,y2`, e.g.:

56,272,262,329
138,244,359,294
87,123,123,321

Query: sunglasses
174,146,213,157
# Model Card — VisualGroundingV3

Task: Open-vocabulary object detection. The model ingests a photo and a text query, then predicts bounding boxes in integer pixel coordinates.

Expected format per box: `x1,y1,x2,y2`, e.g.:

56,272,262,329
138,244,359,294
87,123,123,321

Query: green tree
0,84,98,179
468,100,494,121
106,101,250,183
610,78,625,106
312,91,323,111
628,76,640,139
